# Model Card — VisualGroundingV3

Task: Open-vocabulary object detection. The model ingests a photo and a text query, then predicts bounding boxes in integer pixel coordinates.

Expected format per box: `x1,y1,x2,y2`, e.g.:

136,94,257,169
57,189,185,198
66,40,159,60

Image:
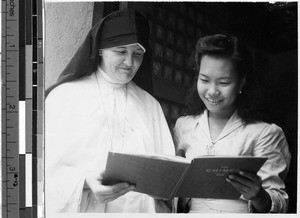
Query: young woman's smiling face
197,55,244,118
100,44,145,84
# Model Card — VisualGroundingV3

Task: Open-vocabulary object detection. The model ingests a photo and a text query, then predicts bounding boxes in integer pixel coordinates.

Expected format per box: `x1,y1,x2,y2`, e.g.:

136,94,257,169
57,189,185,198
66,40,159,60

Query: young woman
45,10,175,214
174,34,291,213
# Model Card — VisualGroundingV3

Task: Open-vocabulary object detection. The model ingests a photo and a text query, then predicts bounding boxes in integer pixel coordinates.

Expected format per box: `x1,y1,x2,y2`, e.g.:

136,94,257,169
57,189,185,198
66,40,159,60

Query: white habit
45,68,175,214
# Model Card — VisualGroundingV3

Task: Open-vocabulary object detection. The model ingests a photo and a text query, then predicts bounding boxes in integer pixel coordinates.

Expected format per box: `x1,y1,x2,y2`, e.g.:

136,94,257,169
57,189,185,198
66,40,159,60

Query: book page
114,151,191,163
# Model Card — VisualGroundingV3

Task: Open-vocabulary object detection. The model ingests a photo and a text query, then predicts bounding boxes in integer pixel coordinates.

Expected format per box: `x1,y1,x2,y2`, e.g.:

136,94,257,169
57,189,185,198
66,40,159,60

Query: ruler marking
19,154,26,209
3,0,43,217
2,0,20,217
26,154,32,206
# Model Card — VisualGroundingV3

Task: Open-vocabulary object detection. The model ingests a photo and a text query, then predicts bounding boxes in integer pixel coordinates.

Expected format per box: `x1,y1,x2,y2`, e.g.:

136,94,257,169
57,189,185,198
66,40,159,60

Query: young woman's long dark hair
185,34,265,124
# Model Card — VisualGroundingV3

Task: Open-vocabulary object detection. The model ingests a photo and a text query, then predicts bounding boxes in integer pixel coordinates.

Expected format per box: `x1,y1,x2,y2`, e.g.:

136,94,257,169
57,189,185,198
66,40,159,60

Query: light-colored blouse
173,110,291,213
45,67,175,215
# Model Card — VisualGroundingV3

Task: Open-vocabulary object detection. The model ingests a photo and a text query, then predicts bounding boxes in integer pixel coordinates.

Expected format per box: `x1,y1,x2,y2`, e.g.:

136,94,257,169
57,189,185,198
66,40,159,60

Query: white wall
45,2,94,89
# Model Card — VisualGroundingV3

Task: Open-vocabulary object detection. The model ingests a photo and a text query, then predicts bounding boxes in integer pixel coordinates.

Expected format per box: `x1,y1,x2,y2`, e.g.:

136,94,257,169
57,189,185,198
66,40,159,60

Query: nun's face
100,44,145,84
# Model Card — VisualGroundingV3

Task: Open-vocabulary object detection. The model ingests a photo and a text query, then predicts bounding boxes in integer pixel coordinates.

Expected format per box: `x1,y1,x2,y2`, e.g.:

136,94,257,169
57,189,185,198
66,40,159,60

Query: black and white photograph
41,0,299,216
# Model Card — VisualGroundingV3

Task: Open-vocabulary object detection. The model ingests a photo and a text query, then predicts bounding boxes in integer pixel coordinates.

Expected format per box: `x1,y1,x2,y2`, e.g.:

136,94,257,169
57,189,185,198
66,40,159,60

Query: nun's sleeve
45,84,104,213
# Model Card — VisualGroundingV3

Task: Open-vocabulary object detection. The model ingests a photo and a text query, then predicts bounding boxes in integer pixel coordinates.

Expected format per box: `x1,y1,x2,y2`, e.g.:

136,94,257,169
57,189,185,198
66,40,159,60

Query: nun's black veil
45,10,152,98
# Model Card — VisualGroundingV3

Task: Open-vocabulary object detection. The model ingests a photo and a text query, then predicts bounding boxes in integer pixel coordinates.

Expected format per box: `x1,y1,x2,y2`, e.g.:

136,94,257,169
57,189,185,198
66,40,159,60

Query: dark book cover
176,156,267,199
102,152,267,200
102,152,190,200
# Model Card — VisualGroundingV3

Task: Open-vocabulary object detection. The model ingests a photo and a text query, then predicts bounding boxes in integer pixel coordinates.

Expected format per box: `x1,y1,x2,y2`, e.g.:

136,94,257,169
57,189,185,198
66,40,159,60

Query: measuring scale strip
2,0,20,218
3,0,44,217
36,1,44,217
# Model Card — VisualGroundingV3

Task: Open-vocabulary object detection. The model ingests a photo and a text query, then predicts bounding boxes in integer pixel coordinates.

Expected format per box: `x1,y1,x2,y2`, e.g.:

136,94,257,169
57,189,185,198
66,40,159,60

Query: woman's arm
226,170,272,212
46,85,88,213
227,124,291,213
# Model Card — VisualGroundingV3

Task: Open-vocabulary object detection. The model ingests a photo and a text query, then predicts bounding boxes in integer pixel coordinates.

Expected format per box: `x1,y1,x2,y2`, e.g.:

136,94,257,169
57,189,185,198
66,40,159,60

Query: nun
45,10,175,214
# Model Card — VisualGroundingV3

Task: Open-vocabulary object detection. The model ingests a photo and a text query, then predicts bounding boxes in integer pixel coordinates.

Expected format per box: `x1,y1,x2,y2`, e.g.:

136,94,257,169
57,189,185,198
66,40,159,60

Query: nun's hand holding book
84,170,135,203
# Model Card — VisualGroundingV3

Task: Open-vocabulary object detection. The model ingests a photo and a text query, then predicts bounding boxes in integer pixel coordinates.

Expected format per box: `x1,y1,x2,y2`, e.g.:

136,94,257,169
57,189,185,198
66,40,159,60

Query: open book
102,152,267,200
